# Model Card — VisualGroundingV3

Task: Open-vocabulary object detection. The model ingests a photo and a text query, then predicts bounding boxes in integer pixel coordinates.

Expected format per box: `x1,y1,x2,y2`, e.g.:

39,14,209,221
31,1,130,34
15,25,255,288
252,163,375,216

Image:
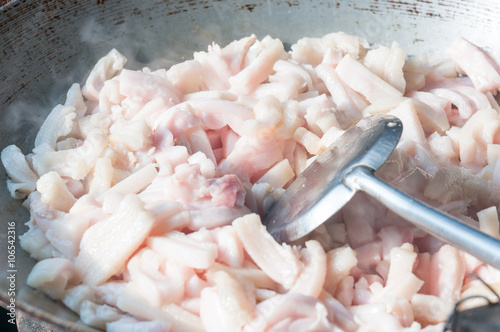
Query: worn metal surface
1,0,500,331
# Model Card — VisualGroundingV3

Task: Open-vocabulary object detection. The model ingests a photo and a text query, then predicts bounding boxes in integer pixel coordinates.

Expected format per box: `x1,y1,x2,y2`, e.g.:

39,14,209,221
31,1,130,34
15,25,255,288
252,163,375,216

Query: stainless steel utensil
263,115,500,269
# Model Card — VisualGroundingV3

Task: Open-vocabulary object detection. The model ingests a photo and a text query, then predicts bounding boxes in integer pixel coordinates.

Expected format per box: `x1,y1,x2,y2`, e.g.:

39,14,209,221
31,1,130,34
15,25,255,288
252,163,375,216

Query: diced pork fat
1,145,38,199
82,49,127,101
107,317,171,332
229,36,286,95
448,36,500,93
75,195,155,285
233,213,301,289
200,271,255,332
7,33,500,332
27,257,74,300
336,53,403,104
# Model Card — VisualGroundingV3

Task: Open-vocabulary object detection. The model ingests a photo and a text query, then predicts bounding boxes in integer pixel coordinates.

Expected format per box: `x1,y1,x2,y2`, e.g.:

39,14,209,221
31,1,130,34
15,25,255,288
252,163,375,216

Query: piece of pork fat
289,240,327,298
448,36,500,93
148,231,218,270
458,107,500,168
1,144,38,199
75,194,155,285
125,248,188,308
193,43,236,91
336,53,403,104
107,316,171,332
290,32,368,67
363,41,407,94
26,257,74,300
31,130,107,180
166,59,204,95
19,219,57,260
117,284,204,332
220,35,258,75
323,246,358,296
427,244,465,302
82,49,127,101
78,300,124,330
233,213,301,289
229,36,286,96
477,206,500,238
411,294,454,327
27,191,90,258
242,292,336,332
34,104,76,150
36,171,77,212
315,63,365,121
118,68,181,106
220,131,285,183
199,270,256,332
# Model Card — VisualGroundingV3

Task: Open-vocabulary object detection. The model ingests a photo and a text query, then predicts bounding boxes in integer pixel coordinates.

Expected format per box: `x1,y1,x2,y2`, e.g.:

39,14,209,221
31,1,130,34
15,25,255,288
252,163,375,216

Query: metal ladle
262,114,500,269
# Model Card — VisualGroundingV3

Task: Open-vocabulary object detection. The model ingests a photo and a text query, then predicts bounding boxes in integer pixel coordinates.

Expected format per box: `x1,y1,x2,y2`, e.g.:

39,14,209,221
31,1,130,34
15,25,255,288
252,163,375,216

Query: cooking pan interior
1,0,500,330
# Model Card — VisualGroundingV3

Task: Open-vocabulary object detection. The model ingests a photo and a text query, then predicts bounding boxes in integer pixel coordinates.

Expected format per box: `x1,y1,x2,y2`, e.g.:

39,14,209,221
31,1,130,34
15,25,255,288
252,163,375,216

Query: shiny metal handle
344,165,500,269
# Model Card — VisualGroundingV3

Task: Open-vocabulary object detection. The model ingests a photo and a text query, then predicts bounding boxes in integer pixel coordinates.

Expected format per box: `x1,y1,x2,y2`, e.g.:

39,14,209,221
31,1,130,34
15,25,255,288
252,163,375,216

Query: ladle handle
344,165,500,269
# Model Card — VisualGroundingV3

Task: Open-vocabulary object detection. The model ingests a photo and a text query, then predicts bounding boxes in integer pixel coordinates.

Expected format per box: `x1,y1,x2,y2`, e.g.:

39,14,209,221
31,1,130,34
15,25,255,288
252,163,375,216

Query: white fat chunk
324,246,358,295
82,49,127,101
32,131,107,180
88,157,114,197
117,285,204,332
35,104,76,149
255,159,295,189
1,145,38,199
109,119,152,152
19,220,54,260
148,231,218,270
107,317,171,332
79,300,123,330
63,285,96,313
336,54,403,104
65,83,87,118
75,194,155,285
37,171,77,212
26,257,74,300
233,213,300,289
363,42,406,94
96,163,158,203
290,240,327,298
477,206,500,239
200,271,255,332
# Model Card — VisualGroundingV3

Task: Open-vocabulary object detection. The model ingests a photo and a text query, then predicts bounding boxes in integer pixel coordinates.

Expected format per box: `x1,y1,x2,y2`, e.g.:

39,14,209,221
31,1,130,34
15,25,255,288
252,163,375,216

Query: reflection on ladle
262,115,500,269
